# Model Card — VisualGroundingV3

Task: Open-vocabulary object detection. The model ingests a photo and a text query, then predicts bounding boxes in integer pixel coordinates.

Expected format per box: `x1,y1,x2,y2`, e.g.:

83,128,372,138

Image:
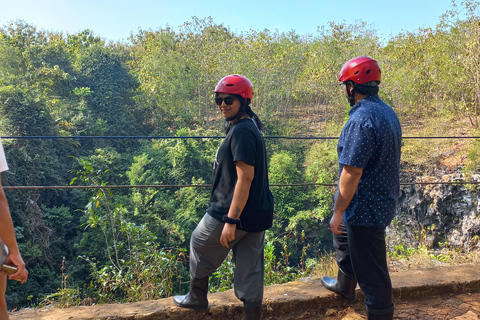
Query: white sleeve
0,138,9,173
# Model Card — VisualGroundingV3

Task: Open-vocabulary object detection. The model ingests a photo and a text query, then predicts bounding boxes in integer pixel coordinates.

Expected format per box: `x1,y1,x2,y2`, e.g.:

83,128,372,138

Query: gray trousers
190,213,265,303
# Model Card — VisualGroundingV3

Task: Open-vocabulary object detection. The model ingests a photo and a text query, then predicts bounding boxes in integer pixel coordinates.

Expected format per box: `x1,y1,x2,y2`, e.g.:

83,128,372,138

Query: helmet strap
225,104,264,134
346,81,356,107
224,103,246,133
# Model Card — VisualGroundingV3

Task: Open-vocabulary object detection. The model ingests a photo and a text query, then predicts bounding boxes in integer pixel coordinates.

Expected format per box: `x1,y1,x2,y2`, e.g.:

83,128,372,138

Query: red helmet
214,74,254,101
338,56,381,84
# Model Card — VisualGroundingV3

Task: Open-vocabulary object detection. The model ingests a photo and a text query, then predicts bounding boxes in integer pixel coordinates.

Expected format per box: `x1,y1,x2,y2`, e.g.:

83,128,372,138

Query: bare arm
220,161,254,248
0,174,28,283
330,164,363,235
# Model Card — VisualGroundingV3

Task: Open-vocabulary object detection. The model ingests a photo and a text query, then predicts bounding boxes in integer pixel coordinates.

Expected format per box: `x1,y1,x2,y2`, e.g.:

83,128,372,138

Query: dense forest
0,0,479,311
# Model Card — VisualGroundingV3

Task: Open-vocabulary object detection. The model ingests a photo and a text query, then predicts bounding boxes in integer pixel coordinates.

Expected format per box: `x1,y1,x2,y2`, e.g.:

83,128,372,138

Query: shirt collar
348,94,380,116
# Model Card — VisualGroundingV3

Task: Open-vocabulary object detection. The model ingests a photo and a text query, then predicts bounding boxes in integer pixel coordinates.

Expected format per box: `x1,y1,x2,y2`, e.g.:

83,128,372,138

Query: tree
73,44,139,136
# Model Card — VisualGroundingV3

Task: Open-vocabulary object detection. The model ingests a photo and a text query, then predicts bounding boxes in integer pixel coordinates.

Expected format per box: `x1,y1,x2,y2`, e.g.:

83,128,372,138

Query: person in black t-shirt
173,75,274,320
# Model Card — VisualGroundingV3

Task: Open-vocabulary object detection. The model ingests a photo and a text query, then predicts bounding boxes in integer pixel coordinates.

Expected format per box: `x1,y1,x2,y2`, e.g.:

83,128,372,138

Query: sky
0,0,459,43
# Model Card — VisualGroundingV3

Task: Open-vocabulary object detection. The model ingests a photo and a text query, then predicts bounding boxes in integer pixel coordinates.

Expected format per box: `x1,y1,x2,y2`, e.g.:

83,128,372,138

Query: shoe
244,301,262,320
321,269,357,302
173,277,209,310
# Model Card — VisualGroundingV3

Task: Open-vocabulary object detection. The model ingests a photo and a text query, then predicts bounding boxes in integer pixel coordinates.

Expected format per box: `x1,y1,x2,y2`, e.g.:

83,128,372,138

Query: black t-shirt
207,119,274,232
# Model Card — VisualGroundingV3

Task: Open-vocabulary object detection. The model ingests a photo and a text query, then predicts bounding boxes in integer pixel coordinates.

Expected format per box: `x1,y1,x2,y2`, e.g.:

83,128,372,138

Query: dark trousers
333,219,393,311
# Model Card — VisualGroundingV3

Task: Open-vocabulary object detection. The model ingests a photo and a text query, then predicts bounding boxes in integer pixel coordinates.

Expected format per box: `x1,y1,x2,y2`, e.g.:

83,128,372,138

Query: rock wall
391,172,480,251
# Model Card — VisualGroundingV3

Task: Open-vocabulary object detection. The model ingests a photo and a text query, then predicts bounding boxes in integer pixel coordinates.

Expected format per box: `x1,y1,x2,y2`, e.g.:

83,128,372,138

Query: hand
4,251,28,284
220,223,236,248
329,211,344,235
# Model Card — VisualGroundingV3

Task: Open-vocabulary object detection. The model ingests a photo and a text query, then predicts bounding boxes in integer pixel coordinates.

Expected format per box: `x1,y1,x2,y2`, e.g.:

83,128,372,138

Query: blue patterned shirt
337,94,402,228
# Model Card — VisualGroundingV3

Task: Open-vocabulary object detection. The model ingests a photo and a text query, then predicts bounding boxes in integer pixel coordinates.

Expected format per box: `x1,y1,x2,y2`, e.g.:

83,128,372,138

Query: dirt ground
292,292,480,319
11,292,480,320
10,291,480,320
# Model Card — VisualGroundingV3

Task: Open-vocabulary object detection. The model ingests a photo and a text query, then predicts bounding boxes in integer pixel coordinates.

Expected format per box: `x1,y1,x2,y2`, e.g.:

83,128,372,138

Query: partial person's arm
0,174,28,283
220,161,254,248
330,164,363,235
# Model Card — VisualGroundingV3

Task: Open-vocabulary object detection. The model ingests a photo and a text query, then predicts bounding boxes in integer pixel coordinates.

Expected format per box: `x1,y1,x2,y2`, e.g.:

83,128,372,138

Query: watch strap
222,215,242,226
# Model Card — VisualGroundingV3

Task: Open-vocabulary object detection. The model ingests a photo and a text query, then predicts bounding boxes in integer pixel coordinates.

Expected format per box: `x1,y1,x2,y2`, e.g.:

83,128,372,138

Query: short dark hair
352,81,380,96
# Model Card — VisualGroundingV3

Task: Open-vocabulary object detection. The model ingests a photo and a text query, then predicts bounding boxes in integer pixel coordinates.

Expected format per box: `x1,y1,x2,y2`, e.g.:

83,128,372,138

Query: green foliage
267,148,332,266
263,236,304,285
123,127,217,246
87,147,131,186
269,150,306,220
209,237,306,293
389,244,418,259
209,252,235,292
304,140,338,210
41,288,83,308
275,140,339,258
0,89,56,136
73,159,188,303
464,134,480,176
83,245,187,303
166,128,217,184
174,177,210,242
73,45,139,136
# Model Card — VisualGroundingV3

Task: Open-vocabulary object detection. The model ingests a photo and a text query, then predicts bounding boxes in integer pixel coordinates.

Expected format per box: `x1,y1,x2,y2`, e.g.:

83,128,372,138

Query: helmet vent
366,70,371,74
354,71,359,75
226,84,234,87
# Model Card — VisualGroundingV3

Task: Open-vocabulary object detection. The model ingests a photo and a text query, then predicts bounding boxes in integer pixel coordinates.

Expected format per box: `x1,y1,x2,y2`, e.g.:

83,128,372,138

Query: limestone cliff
392,170,480,251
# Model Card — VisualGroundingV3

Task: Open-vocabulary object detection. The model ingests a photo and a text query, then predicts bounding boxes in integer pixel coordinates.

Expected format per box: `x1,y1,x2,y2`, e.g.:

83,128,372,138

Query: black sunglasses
215,96,236,106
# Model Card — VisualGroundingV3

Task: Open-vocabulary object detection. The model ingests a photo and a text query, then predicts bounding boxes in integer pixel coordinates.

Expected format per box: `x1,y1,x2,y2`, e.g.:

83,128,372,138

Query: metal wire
1,135,478,190
1,135,480,140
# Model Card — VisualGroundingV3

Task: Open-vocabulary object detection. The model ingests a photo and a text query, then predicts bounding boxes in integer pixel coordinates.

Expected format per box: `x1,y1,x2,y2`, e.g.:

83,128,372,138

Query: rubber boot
173,277,209,310
321,269,357,302
244,301,262,320
367,304,394,320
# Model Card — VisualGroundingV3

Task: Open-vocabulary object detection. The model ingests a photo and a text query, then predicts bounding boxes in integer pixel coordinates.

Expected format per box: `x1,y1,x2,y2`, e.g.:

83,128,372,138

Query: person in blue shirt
321,56,402,320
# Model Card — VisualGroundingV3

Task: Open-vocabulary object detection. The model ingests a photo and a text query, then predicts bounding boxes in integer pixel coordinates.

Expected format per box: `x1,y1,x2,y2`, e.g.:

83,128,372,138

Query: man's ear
347,82,354,95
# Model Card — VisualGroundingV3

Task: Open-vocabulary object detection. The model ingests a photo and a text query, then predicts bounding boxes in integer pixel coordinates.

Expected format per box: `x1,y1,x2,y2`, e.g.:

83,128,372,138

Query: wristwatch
222,215,242,227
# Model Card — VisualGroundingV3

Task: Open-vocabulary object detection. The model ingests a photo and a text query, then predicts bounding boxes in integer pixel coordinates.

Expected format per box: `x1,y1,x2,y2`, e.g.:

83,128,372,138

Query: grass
309,251,339,278
388,245,480,273
400,115,476,167
307,245,480,281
